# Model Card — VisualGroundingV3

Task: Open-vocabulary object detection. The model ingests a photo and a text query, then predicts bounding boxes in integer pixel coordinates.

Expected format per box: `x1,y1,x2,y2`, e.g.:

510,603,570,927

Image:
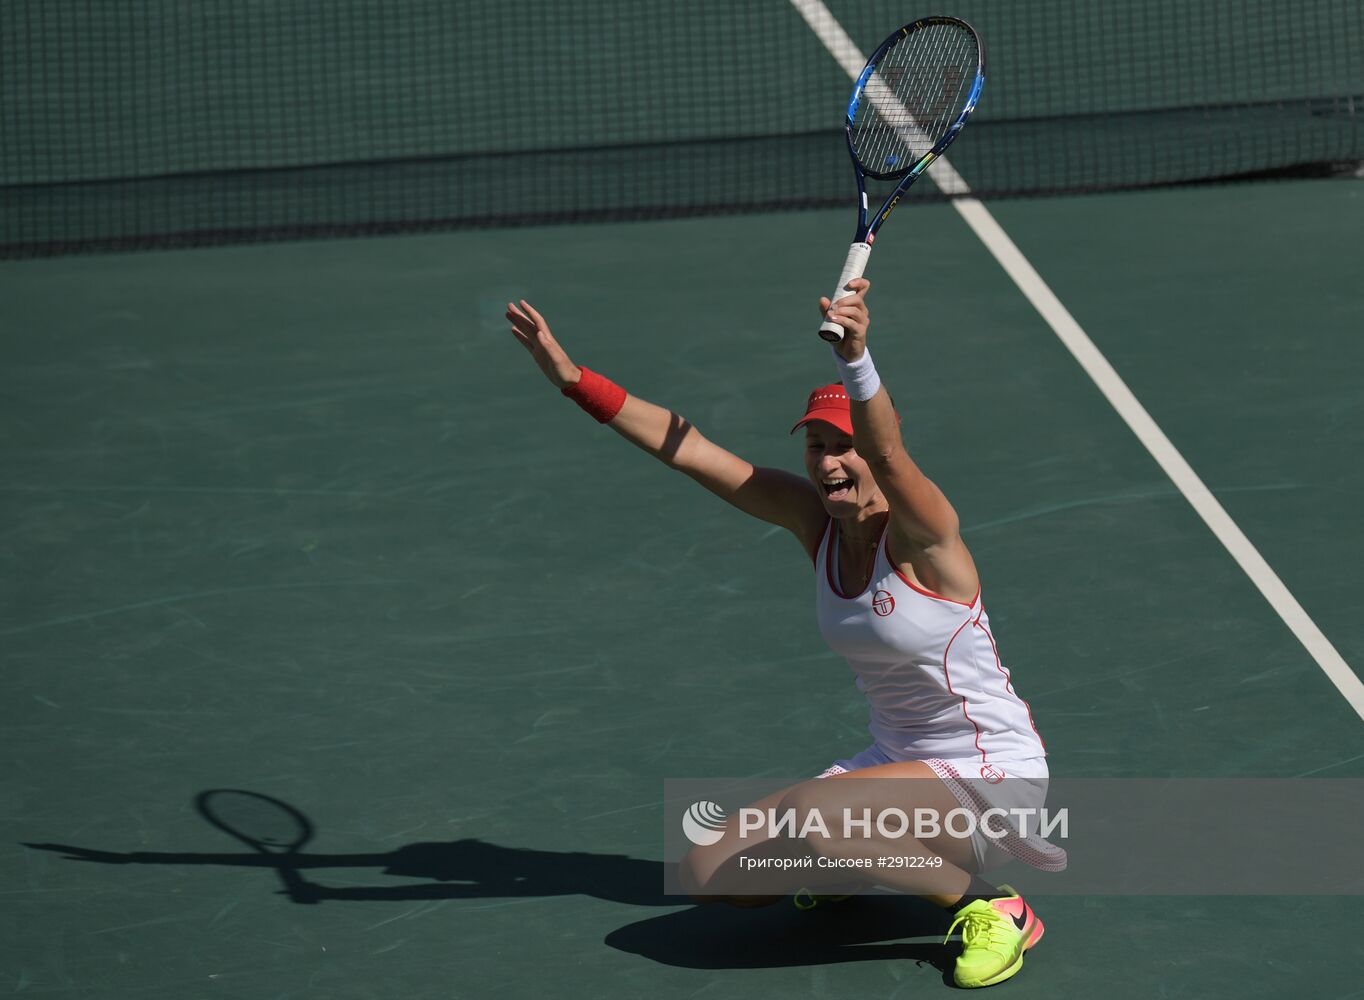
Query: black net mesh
2,0,1360,257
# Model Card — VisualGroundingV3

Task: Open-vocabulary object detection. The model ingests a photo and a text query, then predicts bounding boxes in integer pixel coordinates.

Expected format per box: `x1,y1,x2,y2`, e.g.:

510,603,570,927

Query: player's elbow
862,443,905,469
935,509,963,543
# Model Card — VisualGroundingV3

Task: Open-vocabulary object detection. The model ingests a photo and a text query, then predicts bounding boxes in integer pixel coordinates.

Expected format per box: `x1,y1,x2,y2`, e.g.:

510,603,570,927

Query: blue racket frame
846,15,985,244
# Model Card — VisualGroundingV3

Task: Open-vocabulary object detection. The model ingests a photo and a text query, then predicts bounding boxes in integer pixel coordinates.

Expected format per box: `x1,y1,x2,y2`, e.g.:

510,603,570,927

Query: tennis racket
818,15,985,343
197,789,319,904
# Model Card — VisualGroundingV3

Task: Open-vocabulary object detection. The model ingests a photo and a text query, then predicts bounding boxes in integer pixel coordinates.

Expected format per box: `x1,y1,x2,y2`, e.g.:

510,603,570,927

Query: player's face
804,422,873,511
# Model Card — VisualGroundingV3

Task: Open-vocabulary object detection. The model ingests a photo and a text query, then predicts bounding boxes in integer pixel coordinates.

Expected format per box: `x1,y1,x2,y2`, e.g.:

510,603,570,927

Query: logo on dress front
980,764,1006,784
871,590,895,617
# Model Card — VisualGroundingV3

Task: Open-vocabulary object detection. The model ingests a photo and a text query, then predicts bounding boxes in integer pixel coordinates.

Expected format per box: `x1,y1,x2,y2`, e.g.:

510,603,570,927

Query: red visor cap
790,383,899,437
790,383,854,437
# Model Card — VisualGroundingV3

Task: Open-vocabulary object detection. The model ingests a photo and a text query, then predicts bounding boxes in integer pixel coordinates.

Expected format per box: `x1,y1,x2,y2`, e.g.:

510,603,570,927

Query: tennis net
2,0,1360,257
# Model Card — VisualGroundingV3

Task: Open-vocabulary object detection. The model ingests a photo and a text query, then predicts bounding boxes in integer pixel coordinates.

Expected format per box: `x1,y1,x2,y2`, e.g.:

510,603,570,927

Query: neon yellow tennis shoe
943,884,1044,988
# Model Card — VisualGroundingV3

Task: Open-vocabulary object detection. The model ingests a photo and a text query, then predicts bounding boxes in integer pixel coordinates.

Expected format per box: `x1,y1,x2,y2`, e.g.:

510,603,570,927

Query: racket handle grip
818,242,873,343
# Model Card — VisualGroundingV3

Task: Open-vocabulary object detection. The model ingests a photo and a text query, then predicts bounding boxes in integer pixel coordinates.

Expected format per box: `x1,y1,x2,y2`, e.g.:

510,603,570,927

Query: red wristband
562,366,626,423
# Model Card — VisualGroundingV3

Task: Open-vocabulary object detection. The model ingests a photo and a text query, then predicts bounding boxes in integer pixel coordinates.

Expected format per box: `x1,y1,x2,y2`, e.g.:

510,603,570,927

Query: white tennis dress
813,518,1065,872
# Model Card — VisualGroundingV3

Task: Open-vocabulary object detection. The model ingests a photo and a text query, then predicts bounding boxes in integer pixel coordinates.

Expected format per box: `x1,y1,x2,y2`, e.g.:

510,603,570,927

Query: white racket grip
817,242,872,343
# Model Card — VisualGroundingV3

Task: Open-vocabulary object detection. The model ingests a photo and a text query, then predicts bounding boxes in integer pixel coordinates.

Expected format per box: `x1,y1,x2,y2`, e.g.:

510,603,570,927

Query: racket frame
819,16,984,343
847,15,985,243
197,788,321,903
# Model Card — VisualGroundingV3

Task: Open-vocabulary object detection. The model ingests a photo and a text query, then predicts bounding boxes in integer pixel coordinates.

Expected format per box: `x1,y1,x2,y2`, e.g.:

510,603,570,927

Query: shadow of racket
196,789,320,904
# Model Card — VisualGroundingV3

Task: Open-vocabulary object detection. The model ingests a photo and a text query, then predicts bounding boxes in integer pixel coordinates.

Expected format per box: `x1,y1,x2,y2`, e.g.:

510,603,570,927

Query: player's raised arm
506,300,825,551
821,282,977,592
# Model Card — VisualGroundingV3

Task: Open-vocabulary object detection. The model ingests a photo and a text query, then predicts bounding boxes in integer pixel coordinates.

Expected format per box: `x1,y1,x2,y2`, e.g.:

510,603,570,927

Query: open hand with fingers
505,299,582,389
820,278,871,363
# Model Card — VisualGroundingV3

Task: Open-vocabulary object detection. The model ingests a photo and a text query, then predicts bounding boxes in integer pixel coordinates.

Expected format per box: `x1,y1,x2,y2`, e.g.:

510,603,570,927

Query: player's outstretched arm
822,282,978,592
506,300,825,549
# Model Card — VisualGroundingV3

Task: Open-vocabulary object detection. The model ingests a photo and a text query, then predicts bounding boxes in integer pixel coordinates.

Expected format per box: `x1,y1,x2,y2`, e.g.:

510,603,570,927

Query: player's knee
774,784,840,859
777,781,822,822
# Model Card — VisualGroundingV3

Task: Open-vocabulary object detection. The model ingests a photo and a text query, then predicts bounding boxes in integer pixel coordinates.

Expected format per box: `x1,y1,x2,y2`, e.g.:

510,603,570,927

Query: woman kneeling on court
505,279,1063,990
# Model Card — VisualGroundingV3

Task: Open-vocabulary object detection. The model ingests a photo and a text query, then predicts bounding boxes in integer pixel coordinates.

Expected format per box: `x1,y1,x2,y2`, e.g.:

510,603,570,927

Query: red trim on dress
823,519,877,600
941,617,988,763
884,534,979,608
975,618,1046,751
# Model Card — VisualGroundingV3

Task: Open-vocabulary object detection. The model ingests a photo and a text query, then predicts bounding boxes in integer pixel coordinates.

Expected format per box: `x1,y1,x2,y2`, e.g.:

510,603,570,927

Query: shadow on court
23,790,954,979
605,897,954,979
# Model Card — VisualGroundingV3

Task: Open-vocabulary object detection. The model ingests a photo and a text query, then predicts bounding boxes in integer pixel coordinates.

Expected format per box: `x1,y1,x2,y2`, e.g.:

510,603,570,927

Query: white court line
788,0,1364,722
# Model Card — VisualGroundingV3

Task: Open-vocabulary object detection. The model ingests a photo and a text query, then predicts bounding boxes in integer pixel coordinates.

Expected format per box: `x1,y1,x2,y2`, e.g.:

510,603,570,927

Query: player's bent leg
778,760,980,886
779,760,1048,988
679,782,874,905
681,824,868,902
679,784,794,900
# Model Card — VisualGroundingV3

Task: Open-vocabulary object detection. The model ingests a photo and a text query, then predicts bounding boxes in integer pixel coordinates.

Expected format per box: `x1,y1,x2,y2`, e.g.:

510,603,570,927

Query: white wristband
831,346,881,401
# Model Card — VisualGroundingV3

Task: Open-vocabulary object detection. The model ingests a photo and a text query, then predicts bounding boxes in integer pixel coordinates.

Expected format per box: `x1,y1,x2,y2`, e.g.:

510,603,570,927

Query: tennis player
505,281,1060,989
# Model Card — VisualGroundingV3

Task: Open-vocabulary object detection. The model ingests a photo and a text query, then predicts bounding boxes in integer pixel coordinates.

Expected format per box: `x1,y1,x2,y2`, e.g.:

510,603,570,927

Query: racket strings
852,24,978,176
201,790,312,850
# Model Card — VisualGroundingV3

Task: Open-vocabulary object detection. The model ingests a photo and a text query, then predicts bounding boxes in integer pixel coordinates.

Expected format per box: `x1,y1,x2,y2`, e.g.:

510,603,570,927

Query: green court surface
2,177,1361,998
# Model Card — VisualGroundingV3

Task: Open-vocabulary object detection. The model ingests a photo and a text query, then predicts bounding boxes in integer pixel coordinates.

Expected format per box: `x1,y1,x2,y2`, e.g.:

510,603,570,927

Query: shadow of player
24,790,955,978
